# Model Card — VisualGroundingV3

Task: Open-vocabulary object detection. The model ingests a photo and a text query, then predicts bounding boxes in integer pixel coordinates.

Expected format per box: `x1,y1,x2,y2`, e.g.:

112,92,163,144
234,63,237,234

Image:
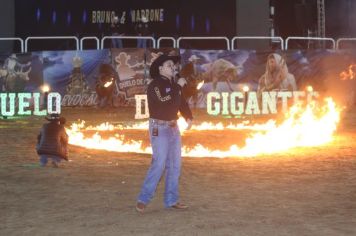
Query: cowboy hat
149,54,180,78
45,113,61,121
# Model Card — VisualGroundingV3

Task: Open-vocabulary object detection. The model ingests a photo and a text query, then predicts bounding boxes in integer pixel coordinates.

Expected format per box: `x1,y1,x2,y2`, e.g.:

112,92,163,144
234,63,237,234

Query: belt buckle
169,121,176,127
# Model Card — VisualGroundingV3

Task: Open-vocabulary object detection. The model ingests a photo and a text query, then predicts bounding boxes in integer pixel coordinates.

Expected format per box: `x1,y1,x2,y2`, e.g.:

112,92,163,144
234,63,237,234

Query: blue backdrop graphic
1,48,356,107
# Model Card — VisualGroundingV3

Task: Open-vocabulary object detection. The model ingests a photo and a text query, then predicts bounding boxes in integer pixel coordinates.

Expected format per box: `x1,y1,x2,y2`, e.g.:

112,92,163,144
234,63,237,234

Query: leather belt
150,118,177,127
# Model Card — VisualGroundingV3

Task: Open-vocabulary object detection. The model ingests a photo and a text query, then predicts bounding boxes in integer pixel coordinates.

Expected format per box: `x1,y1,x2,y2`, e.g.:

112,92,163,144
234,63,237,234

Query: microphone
174,70,180,79
173,67,187,87
173,70,181,84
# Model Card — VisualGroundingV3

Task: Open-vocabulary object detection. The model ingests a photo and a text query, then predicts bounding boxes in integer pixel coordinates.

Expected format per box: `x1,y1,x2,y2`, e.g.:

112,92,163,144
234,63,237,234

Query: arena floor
1,107,356,236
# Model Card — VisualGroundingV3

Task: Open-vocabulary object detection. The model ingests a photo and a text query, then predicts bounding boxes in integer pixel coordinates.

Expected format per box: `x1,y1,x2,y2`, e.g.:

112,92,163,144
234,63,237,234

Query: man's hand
177,78,187,88
186,119,193,130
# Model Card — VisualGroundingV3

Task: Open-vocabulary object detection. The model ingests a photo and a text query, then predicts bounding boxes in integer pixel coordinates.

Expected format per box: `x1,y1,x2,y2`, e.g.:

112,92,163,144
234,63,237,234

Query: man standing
135,16,150,48
136,54,193,212
110,16,124,48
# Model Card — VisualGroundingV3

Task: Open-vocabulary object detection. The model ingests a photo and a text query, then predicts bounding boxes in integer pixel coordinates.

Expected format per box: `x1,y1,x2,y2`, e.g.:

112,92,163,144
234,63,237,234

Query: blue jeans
40,154,61,166
137,119,182,208
112,38,123,48
98,96,111,108
137,38,147,48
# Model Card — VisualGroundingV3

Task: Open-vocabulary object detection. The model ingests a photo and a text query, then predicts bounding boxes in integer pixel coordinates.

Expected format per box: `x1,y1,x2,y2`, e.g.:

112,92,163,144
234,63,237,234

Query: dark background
274,0,356,38
1,0,356,52
14,0,236,38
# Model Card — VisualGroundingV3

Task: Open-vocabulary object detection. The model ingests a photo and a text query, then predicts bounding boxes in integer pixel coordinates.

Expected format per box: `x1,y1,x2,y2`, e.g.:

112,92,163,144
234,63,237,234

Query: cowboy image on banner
0,53,32,93
111,48,146,105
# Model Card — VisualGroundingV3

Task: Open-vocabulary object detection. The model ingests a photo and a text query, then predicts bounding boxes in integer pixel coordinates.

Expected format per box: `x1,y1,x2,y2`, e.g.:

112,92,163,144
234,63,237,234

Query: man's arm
36,127,43,150
60,127,69,144
60,127,69,160
37,133,41,144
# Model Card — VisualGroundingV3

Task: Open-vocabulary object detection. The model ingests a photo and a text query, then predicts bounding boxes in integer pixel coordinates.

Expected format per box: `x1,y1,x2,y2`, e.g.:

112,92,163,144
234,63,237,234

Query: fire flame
340,64,356,80
67,98,340,158
196,80,205,90
72,118,275,134
104,81,113,88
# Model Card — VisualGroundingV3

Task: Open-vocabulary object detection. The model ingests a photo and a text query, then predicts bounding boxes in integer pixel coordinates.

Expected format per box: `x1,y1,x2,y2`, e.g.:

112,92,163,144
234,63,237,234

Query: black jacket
147,75,193,121
36,122,69,160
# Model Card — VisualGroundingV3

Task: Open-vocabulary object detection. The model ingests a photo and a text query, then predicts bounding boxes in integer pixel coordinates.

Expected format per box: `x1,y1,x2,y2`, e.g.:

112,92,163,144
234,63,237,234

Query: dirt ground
1,107,356,236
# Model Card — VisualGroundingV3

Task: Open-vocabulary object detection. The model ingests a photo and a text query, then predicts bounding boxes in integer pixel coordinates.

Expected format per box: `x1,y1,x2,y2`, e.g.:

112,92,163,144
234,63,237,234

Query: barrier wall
1,48,356,108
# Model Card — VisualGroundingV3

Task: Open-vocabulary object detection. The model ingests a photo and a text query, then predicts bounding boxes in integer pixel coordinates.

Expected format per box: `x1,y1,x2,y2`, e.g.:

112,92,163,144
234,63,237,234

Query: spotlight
306,86,313,92
242,85,249,92
41,84,50,93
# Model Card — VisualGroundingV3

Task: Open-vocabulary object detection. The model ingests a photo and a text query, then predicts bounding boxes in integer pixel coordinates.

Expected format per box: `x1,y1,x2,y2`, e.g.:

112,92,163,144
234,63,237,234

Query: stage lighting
104,79,114,88
196,80,204,90
41,84,50,93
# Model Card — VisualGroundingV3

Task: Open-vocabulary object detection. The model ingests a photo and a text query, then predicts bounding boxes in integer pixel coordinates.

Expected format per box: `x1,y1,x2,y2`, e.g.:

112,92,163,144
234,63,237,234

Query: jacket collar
156,75,174,84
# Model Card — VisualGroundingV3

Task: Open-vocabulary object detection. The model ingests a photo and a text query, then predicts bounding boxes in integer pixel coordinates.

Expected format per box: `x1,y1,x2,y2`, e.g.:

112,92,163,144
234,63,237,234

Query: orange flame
340,64,356,80
104,81,113,87
67,98,340,158
196,80,205,90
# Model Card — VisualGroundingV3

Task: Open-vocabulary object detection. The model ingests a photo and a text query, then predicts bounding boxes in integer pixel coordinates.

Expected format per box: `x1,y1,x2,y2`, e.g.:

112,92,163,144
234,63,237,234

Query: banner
0,52,43,93
179,49,356,108
38,49,111,106
111,48,146,106
2,48,356,110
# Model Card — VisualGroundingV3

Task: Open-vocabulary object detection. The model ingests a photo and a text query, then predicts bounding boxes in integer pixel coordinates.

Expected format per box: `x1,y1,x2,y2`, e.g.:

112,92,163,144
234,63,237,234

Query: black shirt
147,75,193,121
36,122,69,160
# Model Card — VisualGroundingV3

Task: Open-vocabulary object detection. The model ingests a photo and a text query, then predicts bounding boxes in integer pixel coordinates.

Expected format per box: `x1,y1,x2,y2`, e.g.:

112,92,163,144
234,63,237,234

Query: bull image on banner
179,49,304,112
0,53,42,93
0,52,46,117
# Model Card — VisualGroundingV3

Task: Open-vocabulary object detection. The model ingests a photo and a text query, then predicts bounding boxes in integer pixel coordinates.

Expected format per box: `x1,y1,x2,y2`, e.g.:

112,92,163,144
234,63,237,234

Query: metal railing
231,36,284,50
285,37,336,50
177,37,230,50
101,36,156,49
80,36,100,50
0,37,24,52
157,37,177,48
336,38,356,49
25,36,80,52
4,35,356,53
